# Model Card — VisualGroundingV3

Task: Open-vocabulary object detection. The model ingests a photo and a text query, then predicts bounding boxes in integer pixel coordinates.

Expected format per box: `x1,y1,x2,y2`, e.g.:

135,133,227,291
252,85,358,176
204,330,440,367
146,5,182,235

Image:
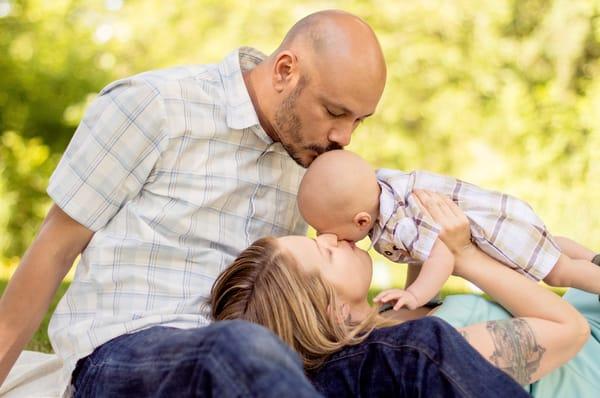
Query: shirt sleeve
47,78,168,231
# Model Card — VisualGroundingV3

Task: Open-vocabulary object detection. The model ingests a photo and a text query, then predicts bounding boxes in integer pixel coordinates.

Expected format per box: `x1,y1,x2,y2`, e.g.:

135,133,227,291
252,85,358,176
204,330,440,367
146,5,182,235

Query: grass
0,279,70,353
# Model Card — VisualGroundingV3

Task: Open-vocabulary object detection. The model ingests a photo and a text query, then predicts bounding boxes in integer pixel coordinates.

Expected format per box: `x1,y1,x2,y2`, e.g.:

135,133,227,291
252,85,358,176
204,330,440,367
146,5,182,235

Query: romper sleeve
396,193,442,263
47,79,169,231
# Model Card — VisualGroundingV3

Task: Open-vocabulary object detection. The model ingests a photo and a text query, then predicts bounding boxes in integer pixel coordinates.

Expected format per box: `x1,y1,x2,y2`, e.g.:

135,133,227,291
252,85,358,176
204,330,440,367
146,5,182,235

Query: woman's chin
360,249,373,266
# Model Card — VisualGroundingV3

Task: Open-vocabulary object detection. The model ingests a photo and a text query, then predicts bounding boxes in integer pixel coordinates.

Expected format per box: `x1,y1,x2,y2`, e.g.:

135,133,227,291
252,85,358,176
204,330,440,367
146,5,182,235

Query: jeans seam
205,350,251,397
319,342,432,364
431,360,473,398
75,360,103,396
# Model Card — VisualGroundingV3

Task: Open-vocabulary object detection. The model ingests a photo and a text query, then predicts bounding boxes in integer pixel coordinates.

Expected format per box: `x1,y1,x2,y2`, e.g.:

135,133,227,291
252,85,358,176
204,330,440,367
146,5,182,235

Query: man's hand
374,288,419,311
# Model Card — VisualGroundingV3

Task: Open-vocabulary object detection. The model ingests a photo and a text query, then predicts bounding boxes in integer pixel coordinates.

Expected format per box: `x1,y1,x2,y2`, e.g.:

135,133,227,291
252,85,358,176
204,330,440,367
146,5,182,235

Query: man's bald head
244,10,386,168
275,10,386,82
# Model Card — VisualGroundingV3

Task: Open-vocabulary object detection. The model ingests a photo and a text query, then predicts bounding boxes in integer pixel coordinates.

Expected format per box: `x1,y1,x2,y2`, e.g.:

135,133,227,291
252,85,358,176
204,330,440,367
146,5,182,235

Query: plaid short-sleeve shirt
370,169,561,280
47,47,307,394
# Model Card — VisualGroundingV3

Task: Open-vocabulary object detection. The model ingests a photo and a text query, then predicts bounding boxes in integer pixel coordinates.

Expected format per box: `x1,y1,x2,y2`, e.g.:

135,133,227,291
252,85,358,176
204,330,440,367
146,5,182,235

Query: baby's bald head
297,150,380,241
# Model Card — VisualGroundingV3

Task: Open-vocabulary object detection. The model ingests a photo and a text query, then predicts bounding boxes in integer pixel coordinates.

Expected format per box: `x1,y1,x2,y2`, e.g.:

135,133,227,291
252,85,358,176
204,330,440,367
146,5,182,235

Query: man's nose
327,126,353,147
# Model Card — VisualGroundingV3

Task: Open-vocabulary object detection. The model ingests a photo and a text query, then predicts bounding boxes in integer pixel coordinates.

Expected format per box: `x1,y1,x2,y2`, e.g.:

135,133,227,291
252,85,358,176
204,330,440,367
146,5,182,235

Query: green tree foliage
1,0,599,264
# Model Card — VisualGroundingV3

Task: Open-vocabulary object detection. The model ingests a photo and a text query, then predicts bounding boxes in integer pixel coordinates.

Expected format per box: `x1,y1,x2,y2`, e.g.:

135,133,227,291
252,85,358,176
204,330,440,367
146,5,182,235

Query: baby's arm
375,240,453,310
406,239,454,307
377,266,423,311
406,265,443,304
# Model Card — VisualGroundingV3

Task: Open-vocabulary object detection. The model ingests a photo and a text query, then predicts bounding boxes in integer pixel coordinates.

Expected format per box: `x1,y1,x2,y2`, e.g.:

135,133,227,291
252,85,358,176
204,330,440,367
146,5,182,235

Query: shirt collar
219,47,273,145
368,178,398,249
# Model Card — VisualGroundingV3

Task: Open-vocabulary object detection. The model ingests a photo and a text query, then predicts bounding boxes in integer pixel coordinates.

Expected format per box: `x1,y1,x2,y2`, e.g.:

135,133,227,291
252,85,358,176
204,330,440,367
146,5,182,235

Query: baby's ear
353,212,372,229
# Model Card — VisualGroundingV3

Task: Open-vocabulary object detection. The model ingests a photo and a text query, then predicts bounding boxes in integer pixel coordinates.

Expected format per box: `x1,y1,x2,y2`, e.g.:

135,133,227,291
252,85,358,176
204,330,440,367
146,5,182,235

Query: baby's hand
373,288,419,311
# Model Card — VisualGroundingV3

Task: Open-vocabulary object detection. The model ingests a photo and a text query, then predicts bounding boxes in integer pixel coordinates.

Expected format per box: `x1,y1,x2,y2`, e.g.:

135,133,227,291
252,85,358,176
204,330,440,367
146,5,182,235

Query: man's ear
272,51,298,92
353,212,372,230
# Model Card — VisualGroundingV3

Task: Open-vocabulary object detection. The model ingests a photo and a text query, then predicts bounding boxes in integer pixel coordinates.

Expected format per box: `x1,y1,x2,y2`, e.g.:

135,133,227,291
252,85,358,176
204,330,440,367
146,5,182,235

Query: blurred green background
0,0,598,350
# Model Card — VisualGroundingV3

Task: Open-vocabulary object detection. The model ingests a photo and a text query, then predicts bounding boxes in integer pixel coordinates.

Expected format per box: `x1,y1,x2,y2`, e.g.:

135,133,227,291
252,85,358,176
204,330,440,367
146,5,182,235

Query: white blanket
0,351,62,398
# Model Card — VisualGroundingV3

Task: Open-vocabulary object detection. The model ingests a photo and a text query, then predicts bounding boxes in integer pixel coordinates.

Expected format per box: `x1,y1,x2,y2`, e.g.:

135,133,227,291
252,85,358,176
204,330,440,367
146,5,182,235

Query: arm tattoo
486,319,546,385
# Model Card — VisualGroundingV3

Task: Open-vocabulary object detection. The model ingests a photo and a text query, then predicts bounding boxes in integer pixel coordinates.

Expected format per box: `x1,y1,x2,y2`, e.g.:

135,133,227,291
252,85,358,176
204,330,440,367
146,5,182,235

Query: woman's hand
413,190,477,278
413,190,473,255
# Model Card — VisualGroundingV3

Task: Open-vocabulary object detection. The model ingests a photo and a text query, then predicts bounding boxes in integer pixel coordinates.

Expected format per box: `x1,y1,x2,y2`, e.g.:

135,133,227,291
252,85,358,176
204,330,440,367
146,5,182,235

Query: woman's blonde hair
210,236,399,369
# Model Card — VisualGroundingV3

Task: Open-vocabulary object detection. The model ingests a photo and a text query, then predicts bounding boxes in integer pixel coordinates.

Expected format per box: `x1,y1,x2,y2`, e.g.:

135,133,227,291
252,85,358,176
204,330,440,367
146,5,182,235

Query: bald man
0,10,526,397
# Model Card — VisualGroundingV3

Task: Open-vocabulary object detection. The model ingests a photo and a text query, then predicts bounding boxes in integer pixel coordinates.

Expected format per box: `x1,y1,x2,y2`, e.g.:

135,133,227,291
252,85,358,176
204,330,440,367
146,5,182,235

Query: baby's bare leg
543,254,600,294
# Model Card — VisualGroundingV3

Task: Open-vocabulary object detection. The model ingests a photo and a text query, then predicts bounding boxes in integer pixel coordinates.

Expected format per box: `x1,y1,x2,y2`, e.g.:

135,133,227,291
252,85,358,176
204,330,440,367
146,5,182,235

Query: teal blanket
434,289,600,397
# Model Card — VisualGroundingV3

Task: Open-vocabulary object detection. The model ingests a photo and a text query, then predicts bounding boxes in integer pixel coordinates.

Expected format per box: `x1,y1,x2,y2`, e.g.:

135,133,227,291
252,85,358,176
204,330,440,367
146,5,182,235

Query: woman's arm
553,235,595,261
454,247,589,384
414,190,590,385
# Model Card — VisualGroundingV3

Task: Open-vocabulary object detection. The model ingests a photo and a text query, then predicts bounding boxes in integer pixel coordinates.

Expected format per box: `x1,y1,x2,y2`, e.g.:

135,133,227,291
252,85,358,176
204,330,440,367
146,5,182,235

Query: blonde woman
210,191,595,397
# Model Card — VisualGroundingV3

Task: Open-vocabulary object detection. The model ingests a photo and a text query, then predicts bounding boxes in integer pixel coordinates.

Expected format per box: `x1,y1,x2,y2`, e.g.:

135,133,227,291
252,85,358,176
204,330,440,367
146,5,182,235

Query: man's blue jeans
72,317,529,397
72,320,319,397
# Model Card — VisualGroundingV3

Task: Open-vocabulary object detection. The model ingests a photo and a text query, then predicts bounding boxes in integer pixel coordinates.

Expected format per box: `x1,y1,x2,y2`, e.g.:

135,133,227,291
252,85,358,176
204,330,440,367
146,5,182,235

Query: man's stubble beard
273,77,341,168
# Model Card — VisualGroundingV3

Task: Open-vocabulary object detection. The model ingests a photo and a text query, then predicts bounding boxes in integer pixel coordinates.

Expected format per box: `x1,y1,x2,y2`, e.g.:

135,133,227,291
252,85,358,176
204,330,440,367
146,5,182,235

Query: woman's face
277,234,373,305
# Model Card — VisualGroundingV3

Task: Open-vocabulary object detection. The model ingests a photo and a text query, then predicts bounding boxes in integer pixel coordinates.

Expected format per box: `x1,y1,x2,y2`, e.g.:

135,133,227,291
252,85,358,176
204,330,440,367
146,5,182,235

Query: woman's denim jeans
310,317,530,397
72,317,529,397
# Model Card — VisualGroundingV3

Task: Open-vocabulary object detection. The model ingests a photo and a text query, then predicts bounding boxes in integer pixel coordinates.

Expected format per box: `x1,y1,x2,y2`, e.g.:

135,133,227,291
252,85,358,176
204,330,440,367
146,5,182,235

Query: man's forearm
0,205,93,385
0,235,76,384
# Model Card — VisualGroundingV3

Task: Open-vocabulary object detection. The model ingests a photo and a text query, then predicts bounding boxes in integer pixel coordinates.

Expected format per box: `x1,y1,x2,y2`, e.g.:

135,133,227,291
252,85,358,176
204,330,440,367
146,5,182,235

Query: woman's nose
316,233,338,247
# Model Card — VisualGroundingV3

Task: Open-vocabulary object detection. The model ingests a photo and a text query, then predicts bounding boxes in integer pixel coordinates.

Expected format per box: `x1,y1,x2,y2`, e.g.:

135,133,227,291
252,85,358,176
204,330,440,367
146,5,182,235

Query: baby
297,150,600,310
